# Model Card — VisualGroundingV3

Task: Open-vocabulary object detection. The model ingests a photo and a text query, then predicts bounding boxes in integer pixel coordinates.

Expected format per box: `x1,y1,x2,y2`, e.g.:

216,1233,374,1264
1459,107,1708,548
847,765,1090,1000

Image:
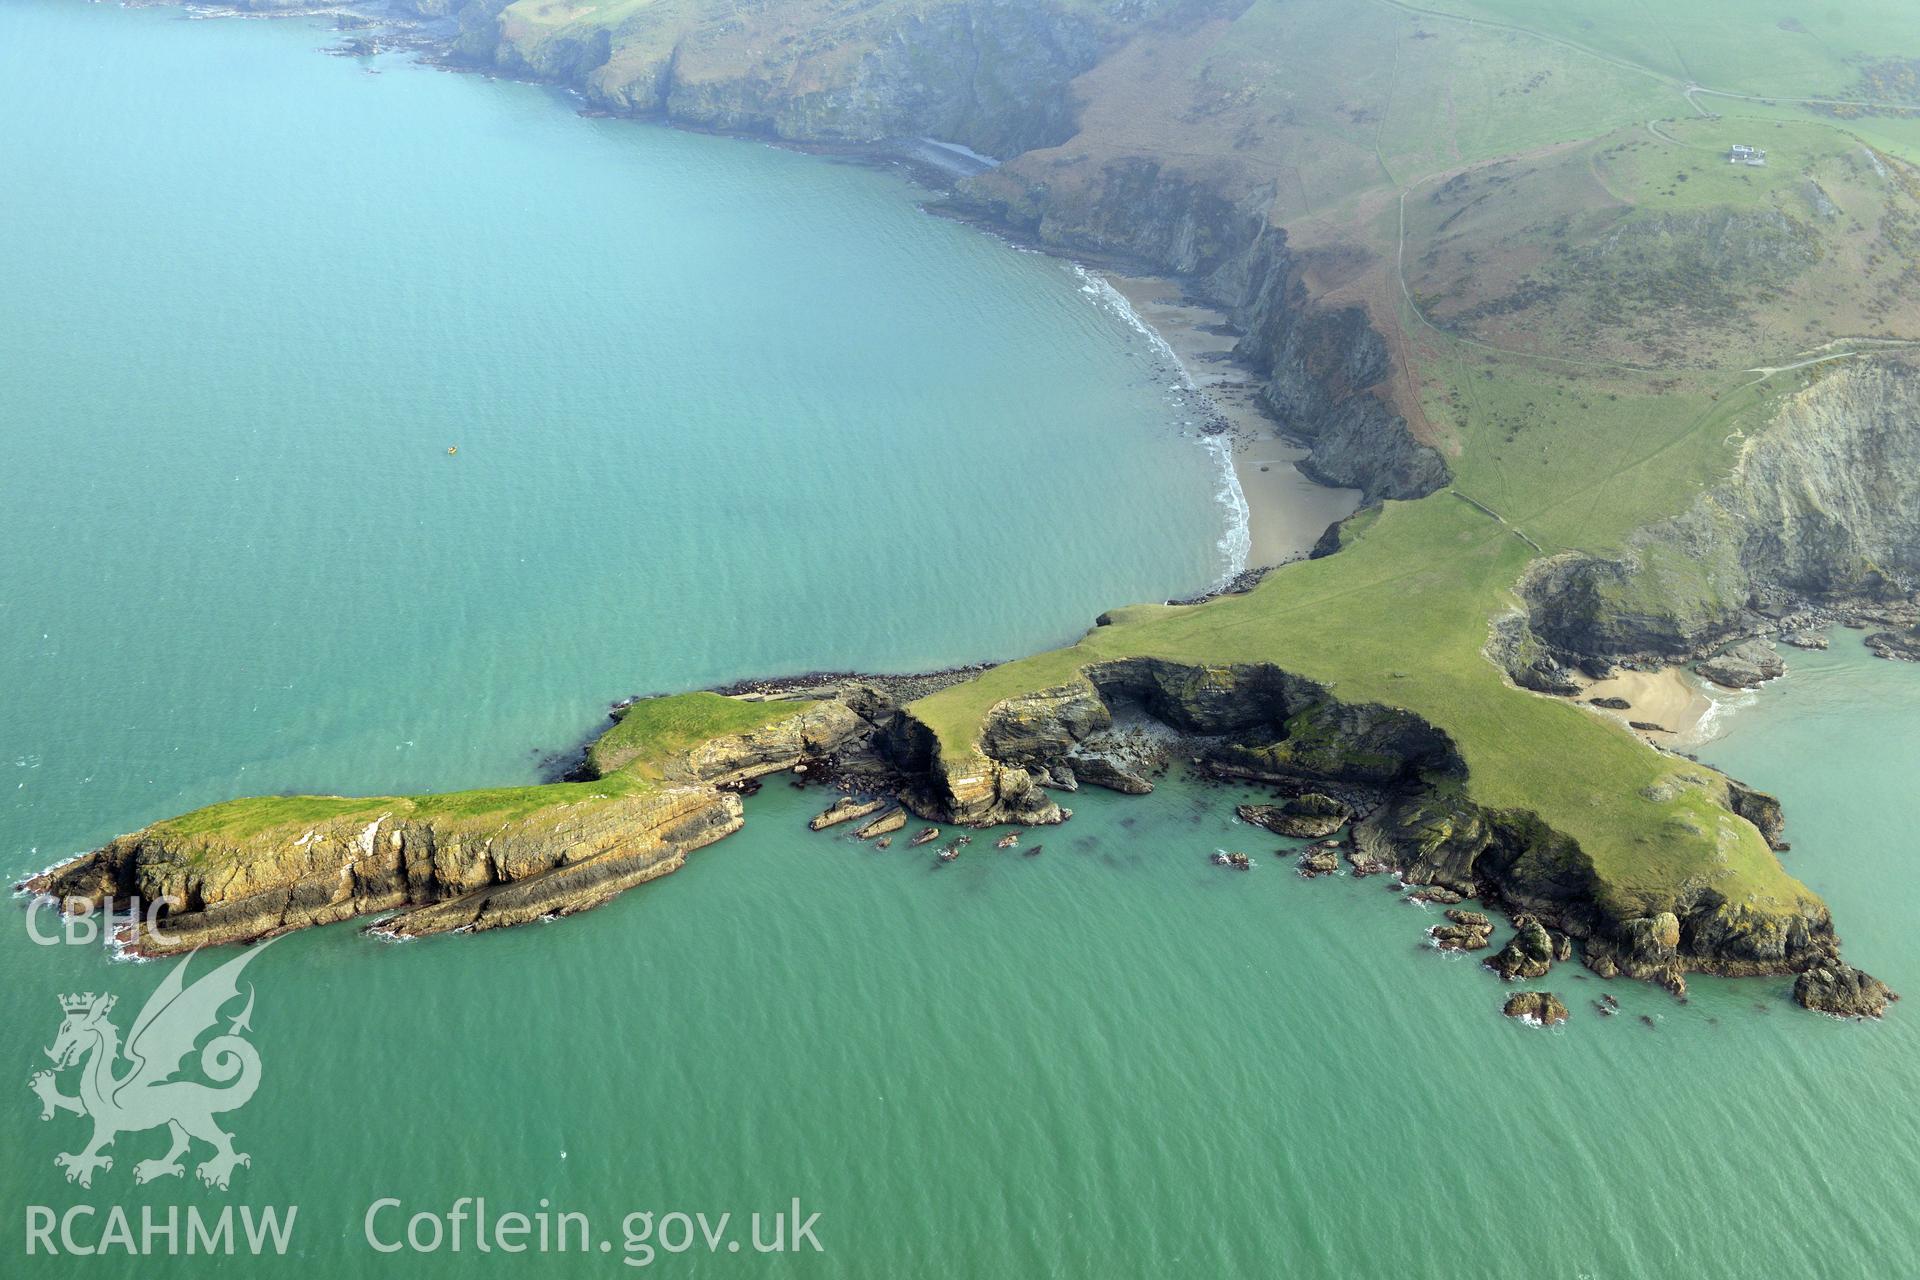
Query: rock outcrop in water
1794,963,1900,1019
1503,991,1569,1026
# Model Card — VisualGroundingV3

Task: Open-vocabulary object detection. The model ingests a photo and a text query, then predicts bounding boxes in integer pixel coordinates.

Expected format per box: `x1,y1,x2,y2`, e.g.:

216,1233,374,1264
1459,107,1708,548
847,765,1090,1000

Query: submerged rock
1793,964,1899,1018
1503,991,1569,1026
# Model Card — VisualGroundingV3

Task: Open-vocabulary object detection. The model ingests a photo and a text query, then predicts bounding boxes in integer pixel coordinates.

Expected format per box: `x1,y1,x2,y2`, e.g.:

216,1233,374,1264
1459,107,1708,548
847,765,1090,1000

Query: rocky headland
34,0,1920,1019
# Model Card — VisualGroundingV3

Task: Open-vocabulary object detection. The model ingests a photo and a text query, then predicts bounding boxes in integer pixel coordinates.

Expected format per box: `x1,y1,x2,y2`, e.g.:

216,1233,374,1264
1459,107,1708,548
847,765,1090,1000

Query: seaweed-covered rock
1503,991,1569,1025
1793,964,1899,1018
1237,793,1351,839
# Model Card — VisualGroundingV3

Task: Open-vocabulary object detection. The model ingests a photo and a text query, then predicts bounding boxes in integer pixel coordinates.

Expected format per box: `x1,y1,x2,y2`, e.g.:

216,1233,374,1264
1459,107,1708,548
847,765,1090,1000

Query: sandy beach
1573,667,1729,744
1104,273,1360,568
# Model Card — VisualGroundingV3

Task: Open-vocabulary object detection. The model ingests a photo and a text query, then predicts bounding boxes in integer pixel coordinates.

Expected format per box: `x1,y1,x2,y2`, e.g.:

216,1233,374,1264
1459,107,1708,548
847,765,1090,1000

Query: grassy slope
588,691,820,777
148,693,810,848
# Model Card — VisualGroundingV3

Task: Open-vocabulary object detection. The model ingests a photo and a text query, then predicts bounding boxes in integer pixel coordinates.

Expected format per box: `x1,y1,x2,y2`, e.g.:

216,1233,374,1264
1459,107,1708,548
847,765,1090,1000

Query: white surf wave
1071,265,1252,584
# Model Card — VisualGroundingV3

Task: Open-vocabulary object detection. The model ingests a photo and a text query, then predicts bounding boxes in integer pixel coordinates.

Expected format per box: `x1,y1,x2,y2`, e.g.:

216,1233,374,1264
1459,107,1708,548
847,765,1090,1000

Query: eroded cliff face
1229,235,1451,504
1525,360,1920,659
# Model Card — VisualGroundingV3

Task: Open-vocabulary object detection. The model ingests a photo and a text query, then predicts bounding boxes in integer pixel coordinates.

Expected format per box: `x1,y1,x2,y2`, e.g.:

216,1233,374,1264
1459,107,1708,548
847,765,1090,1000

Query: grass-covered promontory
134,692,815,858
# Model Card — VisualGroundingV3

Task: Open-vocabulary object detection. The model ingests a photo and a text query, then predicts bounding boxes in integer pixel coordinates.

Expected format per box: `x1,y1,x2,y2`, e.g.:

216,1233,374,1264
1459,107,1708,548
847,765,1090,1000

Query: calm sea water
4,4,1920,1277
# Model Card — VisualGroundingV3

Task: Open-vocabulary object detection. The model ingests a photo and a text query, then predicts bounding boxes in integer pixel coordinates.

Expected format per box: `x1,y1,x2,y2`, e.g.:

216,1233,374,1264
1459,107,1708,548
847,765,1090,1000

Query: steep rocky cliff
1526,360,1920,659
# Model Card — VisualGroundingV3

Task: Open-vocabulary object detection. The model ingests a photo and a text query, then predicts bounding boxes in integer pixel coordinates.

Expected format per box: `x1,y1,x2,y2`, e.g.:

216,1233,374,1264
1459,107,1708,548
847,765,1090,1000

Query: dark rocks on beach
1628,720,1670,733
1793,963,1900,1018
1587,696,1632,710
1503,991,1569,1026
1486,917,1555,981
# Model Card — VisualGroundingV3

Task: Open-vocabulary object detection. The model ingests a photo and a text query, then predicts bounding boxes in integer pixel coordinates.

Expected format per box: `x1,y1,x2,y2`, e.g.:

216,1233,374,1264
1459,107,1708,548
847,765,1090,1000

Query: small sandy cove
1574,668,1718,742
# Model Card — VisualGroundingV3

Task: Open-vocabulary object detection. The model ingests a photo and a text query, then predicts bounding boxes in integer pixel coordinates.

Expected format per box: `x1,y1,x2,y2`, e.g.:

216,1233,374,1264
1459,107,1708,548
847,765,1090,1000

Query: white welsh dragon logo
28,942,273,1191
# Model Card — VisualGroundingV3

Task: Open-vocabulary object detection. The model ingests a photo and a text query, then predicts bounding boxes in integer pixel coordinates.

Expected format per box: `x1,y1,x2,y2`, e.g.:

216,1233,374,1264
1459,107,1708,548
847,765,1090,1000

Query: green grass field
146,693,811,852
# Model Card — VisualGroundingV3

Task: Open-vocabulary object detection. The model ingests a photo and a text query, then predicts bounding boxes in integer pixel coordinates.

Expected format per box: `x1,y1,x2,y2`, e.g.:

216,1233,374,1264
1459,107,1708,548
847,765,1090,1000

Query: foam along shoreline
1098,272,1362,570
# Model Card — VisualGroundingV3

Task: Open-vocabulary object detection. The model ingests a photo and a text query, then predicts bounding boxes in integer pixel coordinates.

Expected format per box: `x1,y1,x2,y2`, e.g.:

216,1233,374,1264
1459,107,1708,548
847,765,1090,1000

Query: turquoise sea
4,3,1919,1276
